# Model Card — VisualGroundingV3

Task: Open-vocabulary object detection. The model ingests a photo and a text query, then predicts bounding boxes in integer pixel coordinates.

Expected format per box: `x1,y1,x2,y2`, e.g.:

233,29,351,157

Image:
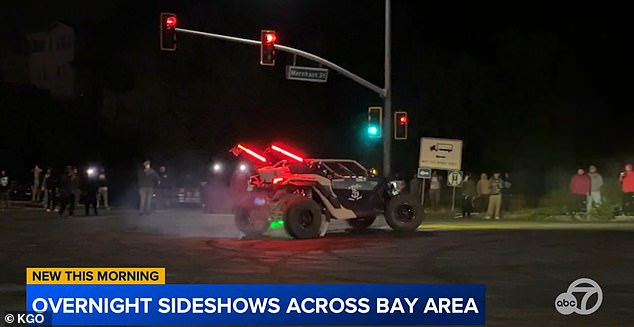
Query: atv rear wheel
385,193,423,232
283,197,324,239
346,216,376,230
234,205,270,237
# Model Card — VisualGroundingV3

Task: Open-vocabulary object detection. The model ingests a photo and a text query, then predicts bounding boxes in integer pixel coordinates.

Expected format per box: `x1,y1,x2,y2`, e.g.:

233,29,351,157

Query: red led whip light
237,144,267,163
271,145,304,162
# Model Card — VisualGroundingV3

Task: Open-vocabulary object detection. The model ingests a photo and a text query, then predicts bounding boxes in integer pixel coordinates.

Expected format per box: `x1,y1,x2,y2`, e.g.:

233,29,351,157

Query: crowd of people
569,163,634,216
410,171,512,219
408,162,634,219
0,164,110,215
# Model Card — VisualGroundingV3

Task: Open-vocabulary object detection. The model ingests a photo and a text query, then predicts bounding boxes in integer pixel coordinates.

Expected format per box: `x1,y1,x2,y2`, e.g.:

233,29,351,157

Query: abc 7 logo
555,278,603,315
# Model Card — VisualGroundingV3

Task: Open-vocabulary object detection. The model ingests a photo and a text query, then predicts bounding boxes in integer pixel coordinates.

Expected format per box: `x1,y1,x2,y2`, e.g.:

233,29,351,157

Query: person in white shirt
587,165,603,212
429,171,442,210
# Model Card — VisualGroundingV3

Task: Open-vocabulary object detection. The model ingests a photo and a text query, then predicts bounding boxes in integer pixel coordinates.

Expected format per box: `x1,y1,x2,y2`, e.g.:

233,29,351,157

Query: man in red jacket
570,168,590,214
619,163,634,215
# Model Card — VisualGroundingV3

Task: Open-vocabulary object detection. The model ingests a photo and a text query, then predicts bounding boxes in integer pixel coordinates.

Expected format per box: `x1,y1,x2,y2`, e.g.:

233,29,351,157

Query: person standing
82,168,99,216
501,172,512,212
460,173,476,218
587,165,603,212
97,169,110,210
429,171,442,211
32,164,42,202
0,170,10,210
58,167,75,217
619,163,634,215
44,169,57,212
476,173,490,213
70,167,81,206
485,172,504,219
157,166,171,209
409,174,421,201
41,169,52,210
138,160,159,216
570,168,591,215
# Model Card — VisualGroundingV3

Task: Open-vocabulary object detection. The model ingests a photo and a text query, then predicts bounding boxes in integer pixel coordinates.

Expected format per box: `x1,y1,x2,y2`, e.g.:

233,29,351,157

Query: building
26,21,76,98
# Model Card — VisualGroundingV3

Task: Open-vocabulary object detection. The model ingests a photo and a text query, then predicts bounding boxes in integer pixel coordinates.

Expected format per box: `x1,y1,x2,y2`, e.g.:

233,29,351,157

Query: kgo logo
555,278,603,315
18,313,45,324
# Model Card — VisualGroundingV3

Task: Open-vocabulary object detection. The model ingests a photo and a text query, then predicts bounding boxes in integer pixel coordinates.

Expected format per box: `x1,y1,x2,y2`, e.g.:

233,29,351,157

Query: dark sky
2,0,634,178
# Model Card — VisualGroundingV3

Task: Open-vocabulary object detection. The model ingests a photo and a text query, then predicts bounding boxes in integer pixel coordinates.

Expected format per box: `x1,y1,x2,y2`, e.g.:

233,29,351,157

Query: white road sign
447,170,463,187
419,137,463,171
285,65,329,82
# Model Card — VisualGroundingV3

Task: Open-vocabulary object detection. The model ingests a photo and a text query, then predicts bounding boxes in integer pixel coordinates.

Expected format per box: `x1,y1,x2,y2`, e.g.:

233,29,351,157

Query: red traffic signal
165,16,177,28
260,30,277,66
394,111,408,140
160,13,177,51
263,32,277,45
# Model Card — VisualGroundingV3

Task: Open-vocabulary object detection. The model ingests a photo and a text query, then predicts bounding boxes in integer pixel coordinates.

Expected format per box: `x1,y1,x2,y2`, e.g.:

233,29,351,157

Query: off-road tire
385,193,424,232
283,197,324,239
234,205,270,237
346,216,376,230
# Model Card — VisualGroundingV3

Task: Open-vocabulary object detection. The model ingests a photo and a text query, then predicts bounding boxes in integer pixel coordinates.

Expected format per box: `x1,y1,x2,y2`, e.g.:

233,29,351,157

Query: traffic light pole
174,0,392,176
383,0,392,178
174,28,385,96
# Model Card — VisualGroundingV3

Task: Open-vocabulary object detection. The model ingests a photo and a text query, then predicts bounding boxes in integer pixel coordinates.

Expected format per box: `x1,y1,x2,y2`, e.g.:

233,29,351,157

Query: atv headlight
254,197,266,206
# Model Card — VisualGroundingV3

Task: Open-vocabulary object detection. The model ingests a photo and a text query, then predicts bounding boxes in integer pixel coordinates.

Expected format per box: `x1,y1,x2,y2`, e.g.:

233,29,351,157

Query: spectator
429,171,442,210
32,164,42,202
409,174,421,200
476,173,490,213
157,166,171,209
0,170,10,210
570,168,591,215
485,172,504,219
501,172,512,211
97,169,110,210
44,169,57,212
82,168,99,216
460,173,476,218
619,163,634,215
70,167,81,206
587,165,603,212
41,169,52,210
138,160,159,216
58,167,75,217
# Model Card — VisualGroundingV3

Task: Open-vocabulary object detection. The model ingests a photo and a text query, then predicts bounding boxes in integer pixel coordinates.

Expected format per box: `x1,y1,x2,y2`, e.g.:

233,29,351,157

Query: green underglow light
269,220,284,229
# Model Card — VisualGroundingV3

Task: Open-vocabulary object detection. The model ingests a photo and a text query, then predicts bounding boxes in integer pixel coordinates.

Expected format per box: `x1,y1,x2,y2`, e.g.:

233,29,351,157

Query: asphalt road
1,207,633,326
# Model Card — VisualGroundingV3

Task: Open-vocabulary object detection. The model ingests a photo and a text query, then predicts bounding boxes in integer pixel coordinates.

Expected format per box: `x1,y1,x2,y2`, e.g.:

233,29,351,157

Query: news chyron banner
24,267,486,326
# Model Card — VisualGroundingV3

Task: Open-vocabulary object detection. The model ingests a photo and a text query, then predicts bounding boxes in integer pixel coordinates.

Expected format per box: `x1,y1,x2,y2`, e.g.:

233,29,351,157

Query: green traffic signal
367,124,380,137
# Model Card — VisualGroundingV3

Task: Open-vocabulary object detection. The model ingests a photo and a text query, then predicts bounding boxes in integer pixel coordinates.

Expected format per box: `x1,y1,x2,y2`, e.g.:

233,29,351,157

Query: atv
230,144,424,239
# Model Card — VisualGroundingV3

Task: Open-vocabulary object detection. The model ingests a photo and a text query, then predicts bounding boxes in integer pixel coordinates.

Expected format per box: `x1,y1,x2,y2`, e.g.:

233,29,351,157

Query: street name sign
285,65,328,83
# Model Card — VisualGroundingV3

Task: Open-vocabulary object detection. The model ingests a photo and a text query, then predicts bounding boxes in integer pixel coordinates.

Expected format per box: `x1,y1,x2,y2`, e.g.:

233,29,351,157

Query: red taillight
272,177,285,184
271,145,304,162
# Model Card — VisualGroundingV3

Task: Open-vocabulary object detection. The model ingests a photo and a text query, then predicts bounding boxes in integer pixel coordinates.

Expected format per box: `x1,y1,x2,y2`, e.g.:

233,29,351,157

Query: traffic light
260,30,277,66
367,106,382,138
394,111,408,140
160,13,177,51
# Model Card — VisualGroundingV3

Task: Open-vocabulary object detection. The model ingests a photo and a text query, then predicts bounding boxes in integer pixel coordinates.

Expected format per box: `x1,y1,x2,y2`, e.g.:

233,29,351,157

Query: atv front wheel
283,197,324,239
385,193,423,232
234,206,270,237
346,216,376,230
